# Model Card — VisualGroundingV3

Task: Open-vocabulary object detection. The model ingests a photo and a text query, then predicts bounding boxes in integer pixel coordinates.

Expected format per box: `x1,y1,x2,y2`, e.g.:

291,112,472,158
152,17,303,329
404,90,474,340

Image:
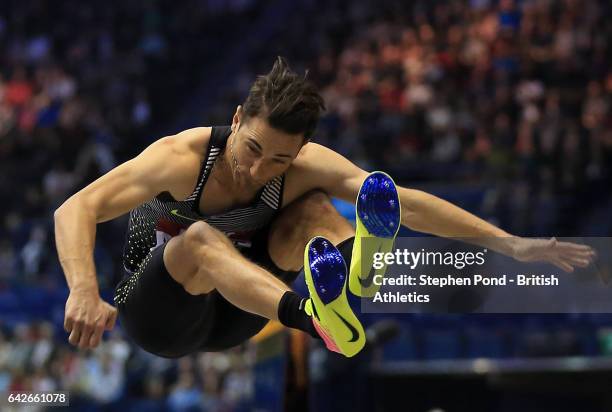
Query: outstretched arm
396,187,594,272
293,143,595,272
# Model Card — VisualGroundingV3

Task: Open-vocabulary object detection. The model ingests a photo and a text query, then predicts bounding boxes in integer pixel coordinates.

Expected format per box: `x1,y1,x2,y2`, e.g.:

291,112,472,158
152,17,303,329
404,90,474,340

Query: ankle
277,291,321,340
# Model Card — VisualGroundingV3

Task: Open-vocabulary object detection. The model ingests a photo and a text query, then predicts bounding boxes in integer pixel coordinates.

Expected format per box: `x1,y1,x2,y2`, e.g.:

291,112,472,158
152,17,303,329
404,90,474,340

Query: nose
250,159,265,182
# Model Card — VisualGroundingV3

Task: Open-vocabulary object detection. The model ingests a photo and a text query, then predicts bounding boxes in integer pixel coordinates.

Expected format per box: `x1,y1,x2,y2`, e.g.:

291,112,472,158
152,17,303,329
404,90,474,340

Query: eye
273,159,286,165
247,144,259,154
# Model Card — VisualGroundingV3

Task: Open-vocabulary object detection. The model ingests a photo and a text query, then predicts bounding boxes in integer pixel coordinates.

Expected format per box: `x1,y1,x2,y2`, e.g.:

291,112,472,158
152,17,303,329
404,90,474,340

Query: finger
557,242,595,254
78,324,95,349
89,324,105,348
562,256,593,268
105,306,118,331
564,256,595,270
68,323,83,346
559,249,595,258
570,251,597,264
561,256,591,268
561,250,596,263
64,316,74,333
553,245,596,265
551,258,574,273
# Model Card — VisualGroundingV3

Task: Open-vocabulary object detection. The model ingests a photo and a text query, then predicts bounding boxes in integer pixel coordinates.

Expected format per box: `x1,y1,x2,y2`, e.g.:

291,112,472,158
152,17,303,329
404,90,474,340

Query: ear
232,105,242,132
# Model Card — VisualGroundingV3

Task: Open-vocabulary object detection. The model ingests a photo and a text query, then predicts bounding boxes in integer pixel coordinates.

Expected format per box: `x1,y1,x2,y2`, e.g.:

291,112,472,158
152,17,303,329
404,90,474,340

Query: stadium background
0,0,611,411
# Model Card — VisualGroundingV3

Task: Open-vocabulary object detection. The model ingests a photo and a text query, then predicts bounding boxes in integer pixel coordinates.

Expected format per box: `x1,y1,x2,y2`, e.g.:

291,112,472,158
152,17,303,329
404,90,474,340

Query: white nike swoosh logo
170,209,201,222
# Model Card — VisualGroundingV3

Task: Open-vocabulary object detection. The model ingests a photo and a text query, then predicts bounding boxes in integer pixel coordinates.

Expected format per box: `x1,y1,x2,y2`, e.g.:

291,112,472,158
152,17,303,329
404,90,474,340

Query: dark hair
242,57,325,140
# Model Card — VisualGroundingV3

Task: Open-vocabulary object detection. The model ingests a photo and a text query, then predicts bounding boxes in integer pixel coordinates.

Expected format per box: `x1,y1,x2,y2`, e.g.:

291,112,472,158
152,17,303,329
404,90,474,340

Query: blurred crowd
313,0,611,177
0,322,255,412
0,0,262,289
209,0,612,236
310,0,612,236
2,316,612,411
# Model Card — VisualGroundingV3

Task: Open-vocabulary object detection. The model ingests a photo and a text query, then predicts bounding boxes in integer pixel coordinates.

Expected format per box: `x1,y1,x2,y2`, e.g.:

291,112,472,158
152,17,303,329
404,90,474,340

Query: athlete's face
229,107,304,187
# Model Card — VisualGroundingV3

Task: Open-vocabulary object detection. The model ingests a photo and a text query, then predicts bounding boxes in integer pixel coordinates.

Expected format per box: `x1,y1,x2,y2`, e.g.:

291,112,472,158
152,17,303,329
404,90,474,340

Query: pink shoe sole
312,318,341,353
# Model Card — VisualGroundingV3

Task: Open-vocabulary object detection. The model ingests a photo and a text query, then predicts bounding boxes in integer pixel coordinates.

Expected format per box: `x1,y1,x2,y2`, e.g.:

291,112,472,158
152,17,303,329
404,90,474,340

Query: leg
163,221,291,321
116,241,224,357
268,190,354,272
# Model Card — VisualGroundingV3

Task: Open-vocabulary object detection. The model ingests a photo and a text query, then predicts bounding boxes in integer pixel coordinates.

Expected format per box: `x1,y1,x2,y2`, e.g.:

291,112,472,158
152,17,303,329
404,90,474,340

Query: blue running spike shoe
303,236,365,357
349,171,401,297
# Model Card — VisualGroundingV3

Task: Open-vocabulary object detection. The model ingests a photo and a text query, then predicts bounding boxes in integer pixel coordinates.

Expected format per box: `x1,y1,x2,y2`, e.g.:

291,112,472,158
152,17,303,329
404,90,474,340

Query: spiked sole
304,236,365,357
349,171,401,297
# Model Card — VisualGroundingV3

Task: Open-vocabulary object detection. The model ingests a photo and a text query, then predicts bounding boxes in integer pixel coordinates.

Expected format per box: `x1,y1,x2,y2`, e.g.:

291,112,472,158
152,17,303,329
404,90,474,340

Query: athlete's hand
64,288,118,349
512,237,596,272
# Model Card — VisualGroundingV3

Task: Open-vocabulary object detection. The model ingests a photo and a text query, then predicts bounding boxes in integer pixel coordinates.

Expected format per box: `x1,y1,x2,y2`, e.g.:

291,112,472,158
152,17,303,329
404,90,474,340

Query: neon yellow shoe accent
349,171,401,298
303,237,365,357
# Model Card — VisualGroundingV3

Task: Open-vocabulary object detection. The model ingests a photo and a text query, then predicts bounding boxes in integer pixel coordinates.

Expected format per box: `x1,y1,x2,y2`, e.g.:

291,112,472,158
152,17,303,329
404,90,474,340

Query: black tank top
122,126,285,273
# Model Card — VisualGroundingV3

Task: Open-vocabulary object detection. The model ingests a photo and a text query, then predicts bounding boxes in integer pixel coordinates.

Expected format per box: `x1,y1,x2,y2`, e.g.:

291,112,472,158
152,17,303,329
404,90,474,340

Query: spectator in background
83,350,125,407
167,371,202,412
20,226,48,282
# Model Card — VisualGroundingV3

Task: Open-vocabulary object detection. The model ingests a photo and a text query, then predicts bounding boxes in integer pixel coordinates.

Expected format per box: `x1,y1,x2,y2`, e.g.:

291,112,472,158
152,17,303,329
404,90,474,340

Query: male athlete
54,57,595,358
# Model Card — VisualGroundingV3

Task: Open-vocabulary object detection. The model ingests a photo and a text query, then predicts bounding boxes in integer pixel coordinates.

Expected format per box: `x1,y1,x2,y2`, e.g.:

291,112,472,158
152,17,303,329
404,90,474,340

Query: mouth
242,172,265,186
232,165,264,186
235,169,251,184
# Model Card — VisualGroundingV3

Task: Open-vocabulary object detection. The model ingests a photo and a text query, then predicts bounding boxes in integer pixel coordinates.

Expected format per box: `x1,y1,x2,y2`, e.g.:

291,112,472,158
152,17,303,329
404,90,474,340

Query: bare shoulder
148,127,211,175
289,142,360,174
292,142,329,165
160,126,212,156
283,142,366,206
141,127,212,199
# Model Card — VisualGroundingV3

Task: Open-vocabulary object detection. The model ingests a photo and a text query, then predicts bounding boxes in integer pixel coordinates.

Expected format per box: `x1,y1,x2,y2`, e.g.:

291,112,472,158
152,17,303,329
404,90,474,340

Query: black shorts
113,226,299,358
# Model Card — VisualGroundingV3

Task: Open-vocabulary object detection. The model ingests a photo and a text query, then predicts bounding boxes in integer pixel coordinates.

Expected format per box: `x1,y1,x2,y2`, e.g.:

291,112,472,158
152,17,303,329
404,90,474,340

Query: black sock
336,236,355,267
278,291,320,339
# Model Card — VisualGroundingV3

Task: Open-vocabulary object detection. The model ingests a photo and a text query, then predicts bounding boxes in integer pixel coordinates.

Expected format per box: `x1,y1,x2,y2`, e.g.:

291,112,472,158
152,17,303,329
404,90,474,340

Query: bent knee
289,190,337,221
182,271,214,296
183,221,234,251
183,221,215,247
165,222,226,292
301,190,333,209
